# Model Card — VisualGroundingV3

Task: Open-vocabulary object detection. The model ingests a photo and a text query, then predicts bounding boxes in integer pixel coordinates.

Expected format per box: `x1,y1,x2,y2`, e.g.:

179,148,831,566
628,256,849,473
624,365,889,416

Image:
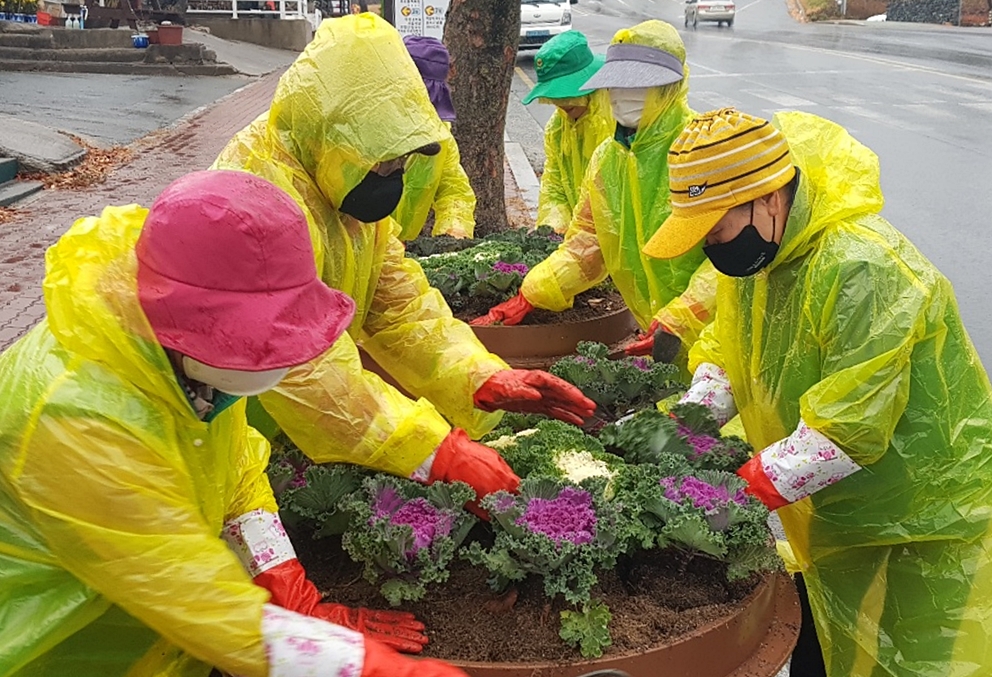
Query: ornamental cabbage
616,465,780,581
482,420,623,489
464,477,635,605
341,476,477,605
600,403,751,473
550,342,682,422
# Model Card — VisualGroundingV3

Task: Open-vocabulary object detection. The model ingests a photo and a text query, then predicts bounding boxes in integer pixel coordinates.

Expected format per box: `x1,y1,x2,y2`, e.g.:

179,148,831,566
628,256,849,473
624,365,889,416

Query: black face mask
339,169,404,223
703,203,780,277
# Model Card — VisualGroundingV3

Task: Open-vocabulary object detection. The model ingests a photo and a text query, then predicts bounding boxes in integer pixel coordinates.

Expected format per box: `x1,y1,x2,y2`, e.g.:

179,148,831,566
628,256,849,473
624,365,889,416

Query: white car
519,0,574,50
685,0,736,27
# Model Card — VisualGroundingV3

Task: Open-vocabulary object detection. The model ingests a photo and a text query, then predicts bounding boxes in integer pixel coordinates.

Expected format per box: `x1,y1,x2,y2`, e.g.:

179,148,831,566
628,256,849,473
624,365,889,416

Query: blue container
132,33,149,48
26,13,37,22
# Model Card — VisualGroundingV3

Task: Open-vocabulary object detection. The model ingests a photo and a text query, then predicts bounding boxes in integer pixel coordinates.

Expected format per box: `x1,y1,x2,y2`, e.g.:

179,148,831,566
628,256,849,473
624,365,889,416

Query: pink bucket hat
137,170,356,371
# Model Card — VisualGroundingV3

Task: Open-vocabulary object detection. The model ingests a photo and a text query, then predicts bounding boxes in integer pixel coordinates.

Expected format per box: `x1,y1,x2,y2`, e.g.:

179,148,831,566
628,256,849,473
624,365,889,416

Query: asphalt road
508,1,992,365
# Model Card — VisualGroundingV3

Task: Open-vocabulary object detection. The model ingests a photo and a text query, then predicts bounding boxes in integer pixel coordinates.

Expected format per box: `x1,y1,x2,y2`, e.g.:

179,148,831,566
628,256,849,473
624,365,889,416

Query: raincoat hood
44,205,190,412
609,21,692,149
268,13,447,208
772,111,885,268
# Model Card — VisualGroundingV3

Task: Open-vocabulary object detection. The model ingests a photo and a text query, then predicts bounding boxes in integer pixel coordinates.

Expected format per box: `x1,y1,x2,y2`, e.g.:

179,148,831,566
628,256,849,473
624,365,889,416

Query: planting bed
299,536,760,662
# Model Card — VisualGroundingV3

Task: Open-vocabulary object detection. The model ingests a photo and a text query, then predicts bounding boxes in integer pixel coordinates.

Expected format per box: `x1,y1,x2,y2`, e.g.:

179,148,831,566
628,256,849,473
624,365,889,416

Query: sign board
393,0,450,40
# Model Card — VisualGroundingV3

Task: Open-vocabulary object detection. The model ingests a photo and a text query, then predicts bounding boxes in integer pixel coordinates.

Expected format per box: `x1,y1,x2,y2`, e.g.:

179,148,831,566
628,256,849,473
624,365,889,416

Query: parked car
685,0,735,27
519,0,575,50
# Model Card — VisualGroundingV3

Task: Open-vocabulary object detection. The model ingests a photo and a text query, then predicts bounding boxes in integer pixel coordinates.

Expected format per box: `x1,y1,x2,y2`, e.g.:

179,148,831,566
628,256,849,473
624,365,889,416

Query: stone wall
887,0,959,23
193,16,311,50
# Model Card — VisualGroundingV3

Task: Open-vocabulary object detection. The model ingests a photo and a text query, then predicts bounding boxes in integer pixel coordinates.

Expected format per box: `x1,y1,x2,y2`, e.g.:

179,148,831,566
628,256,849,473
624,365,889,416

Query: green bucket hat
522,31,606,105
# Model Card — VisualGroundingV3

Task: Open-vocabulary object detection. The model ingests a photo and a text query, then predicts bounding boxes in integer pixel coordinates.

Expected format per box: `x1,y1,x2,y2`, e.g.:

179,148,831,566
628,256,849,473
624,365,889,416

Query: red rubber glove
254,559,429,653
362,636,469,677
626,320,661,357
429,428,521,518
474,369,596,425
470,292,534,326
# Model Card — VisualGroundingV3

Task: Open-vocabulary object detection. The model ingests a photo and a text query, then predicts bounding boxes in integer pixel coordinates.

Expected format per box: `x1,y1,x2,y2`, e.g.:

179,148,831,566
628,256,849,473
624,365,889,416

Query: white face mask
609,87,652,129
182,356,290,397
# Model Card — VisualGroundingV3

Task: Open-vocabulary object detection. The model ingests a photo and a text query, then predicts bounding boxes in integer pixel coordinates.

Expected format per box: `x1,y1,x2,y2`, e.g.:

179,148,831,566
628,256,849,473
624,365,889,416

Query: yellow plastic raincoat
536,90,614,234
690,111,992,677
520,21,717,348
213,14,508,477
392,122,476,240
0,206,275,677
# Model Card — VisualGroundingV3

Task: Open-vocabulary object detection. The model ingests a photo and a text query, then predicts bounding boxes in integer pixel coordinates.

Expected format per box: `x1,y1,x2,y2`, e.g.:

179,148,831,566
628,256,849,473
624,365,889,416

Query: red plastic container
157,24,182,45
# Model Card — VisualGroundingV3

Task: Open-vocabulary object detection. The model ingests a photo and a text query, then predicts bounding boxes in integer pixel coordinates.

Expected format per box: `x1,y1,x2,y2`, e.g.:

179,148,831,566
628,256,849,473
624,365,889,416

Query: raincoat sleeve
360,235,508,438
536,114,573,234
13,412,270,677
431,136,476,239
259,330,453,478
653,258,718,346
227,424,280,519
521,180,607,311
738,254,926,509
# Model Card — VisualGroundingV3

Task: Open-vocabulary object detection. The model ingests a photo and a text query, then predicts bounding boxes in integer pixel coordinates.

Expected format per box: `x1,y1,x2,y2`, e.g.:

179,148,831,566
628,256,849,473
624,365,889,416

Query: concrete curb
504,141,540,224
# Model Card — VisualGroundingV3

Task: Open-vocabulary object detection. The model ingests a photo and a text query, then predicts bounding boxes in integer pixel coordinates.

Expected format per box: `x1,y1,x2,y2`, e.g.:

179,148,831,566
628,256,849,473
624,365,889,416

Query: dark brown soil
452,288,627,326
295,531,759,664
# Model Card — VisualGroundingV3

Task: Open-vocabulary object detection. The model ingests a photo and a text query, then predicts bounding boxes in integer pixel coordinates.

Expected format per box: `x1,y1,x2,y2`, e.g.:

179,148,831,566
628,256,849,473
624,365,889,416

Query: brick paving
0,70,284,351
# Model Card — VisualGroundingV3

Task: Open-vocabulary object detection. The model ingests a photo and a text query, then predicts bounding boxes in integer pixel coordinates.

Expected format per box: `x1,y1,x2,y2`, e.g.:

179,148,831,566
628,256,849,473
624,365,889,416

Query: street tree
444,0,521,236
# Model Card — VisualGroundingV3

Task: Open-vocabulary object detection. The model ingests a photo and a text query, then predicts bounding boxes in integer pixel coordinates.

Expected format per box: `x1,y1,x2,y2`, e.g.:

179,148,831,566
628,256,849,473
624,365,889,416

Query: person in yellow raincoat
644,107,992,677
0,170,467,677
472,21,717,365
392,35,476,241
520,30,614,234
212,14,595,511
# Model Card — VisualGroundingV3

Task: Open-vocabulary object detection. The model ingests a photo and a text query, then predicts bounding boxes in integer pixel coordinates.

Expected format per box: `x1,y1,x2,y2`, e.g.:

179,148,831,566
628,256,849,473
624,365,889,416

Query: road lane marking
745,89,817,107
960,102,992,112
833,105,927,132
686,34,992,87
736,0,769,12
893,103,956,119
515,66,536,90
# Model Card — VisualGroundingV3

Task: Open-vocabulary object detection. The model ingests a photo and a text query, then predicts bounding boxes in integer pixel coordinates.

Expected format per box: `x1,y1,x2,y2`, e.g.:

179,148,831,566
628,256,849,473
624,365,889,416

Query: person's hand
469,292,534,326
428,428,520,518
474,369,596,425
253,559,429,653
361,637,469,677
313,604,429,654
626,320,661,357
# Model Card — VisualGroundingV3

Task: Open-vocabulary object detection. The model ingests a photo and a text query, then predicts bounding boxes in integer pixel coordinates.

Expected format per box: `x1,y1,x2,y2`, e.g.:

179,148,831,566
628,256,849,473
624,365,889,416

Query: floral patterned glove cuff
222,509,297,577
261,604,366,677
738,420,862,510
681,362,738,427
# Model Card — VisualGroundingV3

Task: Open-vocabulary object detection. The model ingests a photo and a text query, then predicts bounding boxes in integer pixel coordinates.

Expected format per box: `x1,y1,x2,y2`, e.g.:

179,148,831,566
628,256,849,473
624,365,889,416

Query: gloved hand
362,636,469,677
255,559,429,653
625,320,661,357
428,428,520,518
470,292,534,326
474,369,596,426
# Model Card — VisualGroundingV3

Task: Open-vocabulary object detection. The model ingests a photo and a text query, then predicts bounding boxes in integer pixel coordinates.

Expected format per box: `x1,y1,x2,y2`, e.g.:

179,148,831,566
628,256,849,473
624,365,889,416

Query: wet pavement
0,71,255,147
507,0,992,365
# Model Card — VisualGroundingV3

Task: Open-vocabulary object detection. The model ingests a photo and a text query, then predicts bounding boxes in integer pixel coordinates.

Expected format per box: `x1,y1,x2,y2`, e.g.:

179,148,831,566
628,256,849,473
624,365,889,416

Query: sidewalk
0,70,542,352
0,69,284,351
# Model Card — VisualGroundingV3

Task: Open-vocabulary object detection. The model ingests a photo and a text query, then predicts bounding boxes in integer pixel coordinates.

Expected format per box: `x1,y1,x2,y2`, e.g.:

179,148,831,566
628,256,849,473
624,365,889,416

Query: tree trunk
443,0,520,236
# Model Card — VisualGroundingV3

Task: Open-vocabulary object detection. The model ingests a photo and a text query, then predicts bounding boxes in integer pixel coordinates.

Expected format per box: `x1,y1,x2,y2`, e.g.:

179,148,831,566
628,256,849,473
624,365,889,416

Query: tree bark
443,0,521,236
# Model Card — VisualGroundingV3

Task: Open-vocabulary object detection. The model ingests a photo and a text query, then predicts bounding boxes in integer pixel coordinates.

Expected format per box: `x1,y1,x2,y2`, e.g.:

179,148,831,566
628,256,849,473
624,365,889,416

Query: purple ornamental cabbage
492,261,530,276
372,488,454,558
677,424,720,459
629,357,652,372
661,476,747,513
516,487,597,546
